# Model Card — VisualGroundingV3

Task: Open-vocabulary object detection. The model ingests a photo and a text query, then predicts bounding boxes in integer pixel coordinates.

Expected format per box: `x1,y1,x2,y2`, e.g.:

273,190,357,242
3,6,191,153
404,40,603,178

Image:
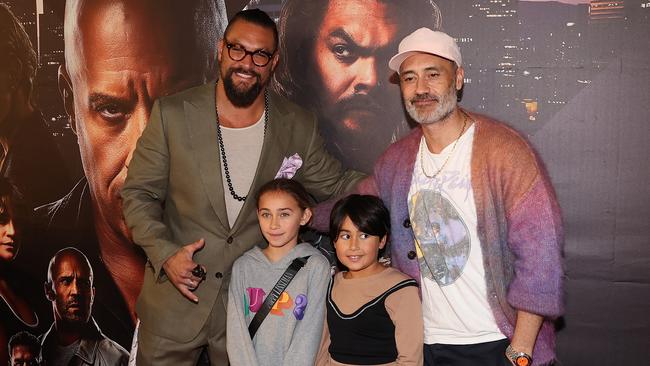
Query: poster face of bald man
2,0,228,355
60,0,224,251
47,250,94,326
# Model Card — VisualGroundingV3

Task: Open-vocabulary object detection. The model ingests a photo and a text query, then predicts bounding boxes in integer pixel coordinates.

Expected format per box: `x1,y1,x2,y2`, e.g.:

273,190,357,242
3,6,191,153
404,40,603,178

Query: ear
270,52,280,73
57,65,76,134
378,235,387,250
217,39,224,63
44,282,55,301
455,66,465,91
300,207,313,226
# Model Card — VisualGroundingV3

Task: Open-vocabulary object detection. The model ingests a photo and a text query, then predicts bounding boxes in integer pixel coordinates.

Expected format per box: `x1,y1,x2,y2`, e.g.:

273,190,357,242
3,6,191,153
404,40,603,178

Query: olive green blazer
122,81,364,343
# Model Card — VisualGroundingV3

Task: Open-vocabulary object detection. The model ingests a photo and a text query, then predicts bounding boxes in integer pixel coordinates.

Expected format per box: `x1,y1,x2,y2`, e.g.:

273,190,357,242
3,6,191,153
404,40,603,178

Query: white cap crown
388,28,462,73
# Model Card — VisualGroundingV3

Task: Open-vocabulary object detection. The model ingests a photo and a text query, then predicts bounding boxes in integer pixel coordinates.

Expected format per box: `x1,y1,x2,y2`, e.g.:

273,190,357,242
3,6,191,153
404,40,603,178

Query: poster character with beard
122,9,364,365
40,248,129,366
274,0,442,173
16,0,227,350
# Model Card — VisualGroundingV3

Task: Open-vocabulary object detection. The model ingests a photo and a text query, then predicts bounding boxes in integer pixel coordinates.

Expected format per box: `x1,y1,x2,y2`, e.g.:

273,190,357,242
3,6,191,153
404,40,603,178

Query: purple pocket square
275,153,303,179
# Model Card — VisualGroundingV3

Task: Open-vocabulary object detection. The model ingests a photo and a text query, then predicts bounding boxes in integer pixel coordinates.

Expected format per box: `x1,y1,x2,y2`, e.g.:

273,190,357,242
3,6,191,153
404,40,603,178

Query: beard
222,66,265,107
59,299,91,325
405,82,458,124
317,91,400,173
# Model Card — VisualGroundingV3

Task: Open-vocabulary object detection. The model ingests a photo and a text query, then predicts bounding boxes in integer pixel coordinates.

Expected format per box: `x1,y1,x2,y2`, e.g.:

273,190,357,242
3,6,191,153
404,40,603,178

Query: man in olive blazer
121,9,364,366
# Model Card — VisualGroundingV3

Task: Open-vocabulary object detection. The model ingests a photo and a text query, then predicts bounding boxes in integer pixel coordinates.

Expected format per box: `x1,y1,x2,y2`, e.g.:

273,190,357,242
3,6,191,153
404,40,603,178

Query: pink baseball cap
388,28,462,73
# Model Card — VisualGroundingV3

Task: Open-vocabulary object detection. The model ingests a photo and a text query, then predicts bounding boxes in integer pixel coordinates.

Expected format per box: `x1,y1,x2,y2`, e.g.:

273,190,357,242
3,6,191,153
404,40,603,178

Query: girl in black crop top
316,195,424,366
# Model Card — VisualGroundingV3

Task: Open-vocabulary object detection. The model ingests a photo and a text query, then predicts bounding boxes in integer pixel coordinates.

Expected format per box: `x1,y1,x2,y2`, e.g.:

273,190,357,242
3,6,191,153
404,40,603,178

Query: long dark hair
0,177,24,229
272,0,443,106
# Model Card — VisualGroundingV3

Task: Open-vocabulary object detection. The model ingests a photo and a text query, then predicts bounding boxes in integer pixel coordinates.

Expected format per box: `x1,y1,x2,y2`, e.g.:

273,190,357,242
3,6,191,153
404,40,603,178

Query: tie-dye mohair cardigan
347,111,564,365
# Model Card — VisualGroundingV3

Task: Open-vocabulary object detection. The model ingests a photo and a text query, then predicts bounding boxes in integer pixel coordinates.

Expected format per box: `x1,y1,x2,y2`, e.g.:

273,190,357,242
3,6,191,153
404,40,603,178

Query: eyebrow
424,66,441,72
224,38,274,54
327,28,376,57
401,66,442,76
88,93,132,109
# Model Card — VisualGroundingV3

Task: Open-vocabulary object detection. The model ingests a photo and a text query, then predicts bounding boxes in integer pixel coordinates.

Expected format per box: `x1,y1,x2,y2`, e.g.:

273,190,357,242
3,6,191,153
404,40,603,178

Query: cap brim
389,50,460,73
388,51,421,73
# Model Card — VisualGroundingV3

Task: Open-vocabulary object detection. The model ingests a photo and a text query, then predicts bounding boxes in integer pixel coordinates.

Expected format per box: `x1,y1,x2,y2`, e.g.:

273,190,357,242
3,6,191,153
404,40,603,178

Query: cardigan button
226,236,233,244
403,219,411,228
215,272,223,279
407,251,417,260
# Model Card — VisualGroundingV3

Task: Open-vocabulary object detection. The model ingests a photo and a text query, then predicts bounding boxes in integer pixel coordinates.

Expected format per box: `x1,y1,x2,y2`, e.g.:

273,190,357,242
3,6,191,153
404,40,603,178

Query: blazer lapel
184,81,230,231
231,92,292,232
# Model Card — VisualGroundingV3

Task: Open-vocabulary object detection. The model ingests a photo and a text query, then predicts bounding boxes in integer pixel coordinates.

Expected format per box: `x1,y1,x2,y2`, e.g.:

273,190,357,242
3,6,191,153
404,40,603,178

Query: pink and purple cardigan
316,111,564,365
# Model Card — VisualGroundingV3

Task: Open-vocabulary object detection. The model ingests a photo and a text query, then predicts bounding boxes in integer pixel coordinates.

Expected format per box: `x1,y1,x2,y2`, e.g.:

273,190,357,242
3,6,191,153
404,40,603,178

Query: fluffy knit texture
314,110,564,365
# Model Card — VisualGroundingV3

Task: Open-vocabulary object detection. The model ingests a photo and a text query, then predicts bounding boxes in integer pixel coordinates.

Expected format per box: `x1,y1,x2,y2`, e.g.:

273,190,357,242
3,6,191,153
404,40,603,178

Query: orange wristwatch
505,344,533,366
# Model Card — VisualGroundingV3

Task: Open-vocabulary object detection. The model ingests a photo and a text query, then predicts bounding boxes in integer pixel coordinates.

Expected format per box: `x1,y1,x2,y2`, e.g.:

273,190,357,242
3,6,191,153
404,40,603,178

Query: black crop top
326,277,418,365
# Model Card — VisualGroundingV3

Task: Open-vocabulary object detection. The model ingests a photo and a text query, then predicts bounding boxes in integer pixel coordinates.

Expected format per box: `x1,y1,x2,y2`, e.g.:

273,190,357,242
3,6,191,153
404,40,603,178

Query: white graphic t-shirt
407,124,505,345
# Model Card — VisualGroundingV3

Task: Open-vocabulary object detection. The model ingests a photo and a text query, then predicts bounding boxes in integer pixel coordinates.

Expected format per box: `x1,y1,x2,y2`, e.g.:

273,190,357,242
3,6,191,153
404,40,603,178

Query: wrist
506,344,533,366
509,341,533,356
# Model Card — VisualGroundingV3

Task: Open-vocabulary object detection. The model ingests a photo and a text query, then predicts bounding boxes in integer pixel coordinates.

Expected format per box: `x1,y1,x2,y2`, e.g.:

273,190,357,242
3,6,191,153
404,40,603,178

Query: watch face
515,355,532,366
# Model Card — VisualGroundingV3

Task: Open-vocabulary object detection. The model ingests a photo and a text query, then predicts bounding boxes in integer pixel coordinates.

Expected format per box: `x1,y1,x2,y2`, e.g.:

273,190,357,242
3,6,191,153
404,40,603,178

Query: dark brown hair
273,0,442,104
256,178,315,211
8,331,41,360
224,8,279,50
0,4,38,103
329,194,390,241
0,177,24,228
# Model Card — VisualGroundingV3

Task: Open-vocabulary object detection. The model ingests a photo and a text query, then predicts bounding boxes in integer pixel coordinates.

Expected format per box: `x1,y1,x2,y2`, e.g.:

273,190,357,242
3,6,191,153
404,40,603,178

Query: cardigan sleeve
505,175,564,318
474,117,564,319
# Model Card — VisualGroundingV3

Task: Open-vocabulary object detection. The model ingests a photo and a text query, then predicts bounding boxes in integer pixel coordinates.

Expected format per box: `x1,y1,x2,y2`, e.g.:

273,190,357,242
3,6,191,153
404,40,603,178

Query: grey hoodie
227,243,330,366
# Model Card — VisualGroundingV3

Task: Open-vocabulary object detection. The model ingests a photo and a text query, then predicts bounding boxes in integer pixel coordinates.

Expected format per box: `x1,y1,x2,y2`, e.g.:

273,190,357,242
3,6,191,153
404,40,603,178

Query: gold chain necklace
419,112,469,179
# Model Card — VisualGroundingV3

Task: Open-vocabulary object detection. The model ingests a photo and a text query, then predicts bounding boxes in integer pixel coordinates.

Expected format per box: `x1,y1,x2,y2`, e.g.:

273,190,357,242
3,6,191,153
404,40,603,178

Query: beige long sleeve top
316,267,424,366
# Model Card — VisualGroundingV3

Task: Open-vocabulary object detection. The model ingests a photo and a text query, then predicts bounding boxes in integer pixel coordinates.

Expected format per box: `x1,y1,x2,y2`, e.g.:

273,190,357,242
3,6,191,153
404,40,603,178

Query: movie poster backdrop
0,0,648,365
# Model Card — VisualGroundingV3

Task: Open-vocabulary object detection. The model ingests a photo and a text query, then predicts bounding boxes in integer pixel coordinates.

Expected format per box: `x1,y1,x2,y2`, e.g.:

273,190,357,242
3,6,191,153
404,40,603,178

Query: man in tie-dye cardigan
317,29,564,366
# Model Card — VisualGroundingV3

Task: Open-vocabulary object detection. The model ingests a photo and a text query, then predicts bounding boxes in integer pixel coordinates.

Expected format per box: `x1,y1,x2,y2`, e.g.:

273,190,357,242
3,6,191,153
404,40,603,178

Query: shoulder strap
328,278,419,319
248,255,311,339
383,279,419,297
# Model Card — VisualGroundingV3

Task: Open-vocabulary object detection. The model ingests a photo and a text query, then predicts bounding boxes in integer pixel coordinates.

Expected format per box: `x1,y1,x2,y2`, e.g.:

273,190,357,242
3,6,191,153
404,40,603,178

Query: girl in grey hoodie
227,179,330,366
